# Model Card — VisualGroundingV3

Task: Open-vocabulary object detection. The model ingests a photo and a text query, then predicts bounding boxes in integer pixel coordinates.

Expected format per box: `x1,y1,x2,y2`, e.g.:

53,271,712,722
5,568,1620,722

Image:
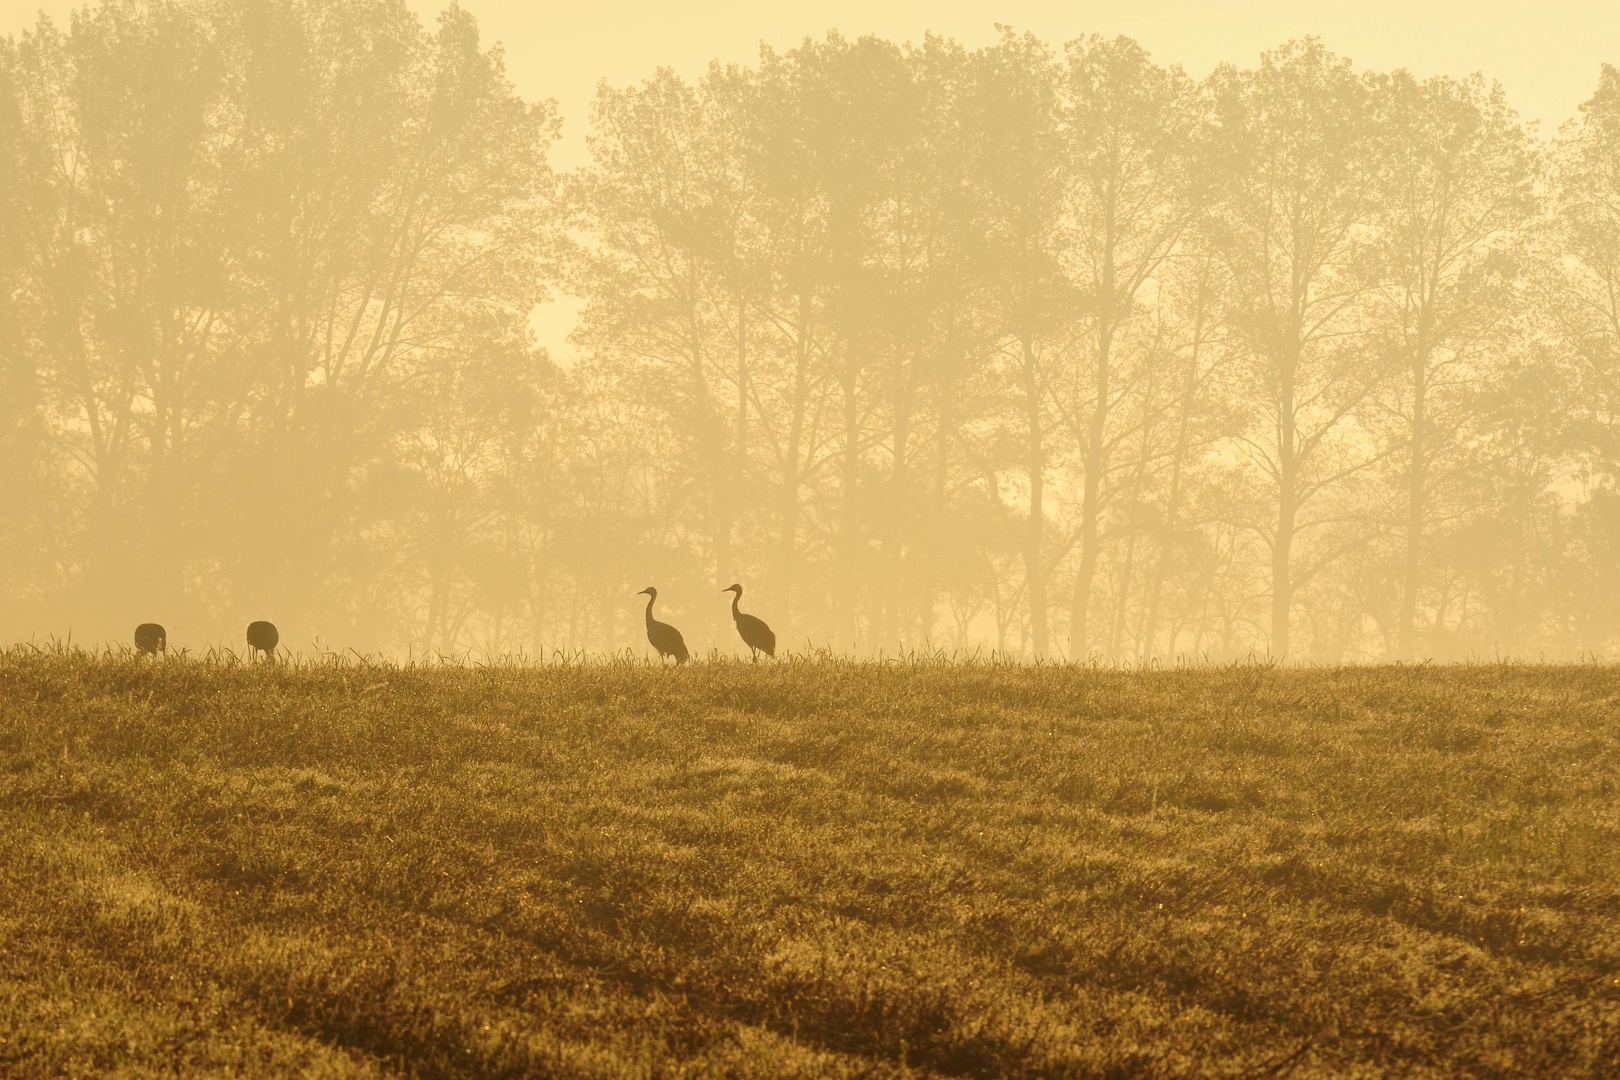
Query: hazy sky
3,0,1614,161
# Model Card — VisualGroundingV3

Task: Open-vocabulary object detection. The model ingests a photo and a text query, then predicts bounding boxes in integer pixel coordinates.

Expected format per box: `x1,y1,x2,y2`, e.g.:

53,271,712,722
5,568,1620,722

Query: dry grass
1,648,1617,1077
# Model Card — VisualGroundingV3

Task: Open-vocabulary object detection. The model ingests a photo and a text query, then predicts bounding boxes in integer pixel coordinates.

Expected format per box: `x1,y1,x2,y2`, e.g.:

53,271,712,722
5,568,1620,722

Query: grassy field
0,650,1617,1078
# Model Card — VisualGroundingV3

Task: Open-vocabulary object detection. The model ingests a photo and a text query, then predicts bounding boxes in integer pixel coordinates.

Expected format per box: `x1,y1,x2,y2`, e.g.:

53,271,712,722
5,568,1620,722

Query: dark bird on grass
246,620,279,660
134,623,166,656
722,583,775,660
637,587,689,664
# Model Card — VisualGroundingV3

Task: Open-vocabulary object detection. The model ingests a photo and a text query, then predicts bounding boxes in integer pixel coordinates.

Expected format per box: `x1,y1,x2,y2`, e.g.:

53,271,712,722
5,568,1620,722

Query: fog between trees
4,0,1620,661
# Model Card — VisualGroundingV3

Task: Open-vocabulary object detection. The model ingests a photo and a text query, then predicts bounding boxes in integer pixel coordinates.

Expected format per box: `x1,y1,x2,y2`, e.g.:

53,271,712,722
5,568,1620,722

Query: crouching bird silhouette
637,587,689,664
134,623,166,656
246,620,279,661
722,583,775,660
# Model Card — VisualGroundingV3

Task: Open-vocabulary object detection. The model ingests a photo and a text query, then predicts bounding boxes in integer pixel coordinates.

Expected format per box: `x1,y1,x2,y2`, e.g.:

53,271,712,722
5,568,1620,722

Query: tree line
4,0,1620,660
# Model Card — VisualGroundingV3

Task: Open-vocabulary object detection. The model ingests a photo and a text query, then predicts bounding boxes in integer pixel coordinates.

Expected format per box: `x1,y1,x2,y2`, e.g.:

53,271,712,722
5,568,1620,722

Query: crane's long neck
644,593,657,628
730,590,741,621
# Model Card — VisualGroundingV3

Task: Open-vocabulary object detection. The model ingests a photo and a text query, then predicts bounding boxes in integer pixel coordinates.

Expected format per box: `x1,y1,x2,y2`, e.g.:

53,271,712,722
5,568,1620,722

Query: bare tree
1368,71,1536,657
1204,40,1384,658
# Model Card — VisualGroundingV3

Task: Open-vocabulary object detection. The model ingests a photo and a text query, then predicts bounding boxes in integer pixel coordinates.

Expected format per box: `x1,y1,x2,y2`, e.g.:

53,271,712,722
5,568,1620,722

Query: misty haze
3,0,1620,662
2,1,1618,1077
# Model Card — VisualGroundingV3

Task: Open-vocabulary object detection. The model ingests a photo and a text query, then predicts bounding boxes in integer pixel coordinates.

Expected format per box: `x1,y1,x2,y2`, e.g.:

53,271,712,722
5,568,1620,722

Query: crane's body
638,588,689,664
723,584,776,660
134,623,166,656
246,620,279,660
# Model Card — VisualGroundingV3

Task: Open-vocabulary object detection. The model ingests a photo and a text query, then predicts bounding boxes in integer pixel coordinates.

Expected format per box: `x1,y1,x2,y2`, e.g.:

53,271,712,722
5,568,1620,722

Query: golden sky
3,0,1614,165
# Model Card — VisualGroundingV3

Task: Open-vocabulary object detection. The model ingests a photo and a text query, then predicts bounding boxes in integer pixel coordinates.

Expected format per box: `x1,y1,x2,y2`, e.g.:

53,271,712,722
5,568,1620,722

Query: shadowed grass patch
1,649,1618,1077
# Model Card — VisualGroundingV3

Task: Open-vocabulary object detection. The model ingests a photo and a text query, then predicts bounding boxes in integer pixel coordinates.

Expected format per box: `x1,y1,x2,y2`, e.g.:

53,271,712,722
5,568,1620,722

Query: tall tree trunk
1070,344,1110,659
722,283,747,588
1020,327,1048,657
929,339,956,648
1400,350,1427,658
148,348,180,609
1070,240,1115,660
1141,304,1205,659
1109,406,1153,659
840,350,862,648
684,265,725,589
1272,344,1298,659
878,350,914,649
1109,528,1138,659
777,288,811,630
529,528,548,659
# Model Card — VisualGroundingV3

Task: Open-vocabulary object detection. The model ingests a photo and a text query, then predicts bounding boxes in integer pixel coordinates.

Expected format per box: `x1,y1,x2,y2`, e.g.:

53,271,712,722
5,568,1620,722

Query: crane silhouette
637,587,689,664
246,620,279,661
722,583,776,660
134,623,166,656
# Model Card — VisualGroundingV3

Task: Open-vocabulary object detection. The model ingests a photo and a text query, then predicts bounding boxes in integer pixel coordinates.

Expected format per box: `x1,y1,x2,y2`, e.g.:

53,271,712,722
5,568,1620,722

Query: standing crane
637,587,689,664
722,583,776,660
134,623,167,656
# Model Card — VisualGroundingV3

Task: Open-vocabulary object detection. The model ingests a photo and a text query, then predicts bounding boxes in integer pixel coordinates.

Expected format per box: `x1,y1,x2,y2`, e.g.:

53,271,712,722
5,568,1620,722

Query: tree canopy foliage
4,0,1619,660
